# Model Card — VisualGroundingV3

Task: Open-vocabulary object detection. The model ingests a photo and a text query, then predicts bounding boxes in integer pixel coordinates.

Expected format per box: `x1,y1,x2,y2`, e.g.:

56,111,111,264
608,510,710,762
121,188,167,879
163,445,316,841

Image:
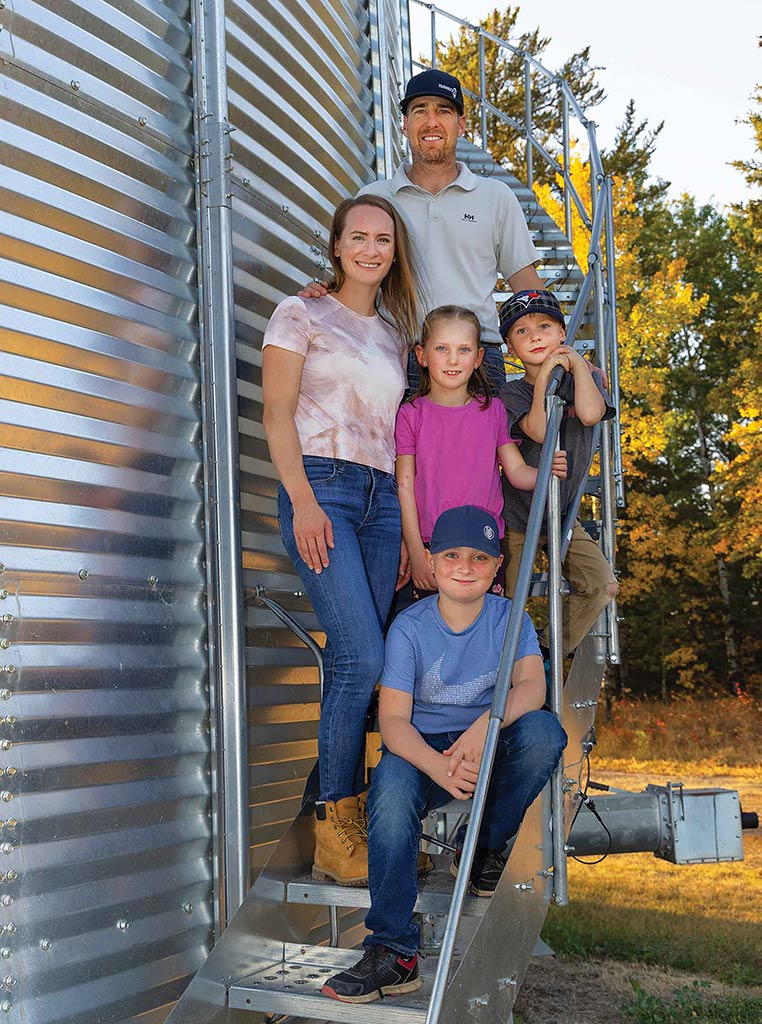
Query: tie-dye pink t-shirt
262,294,407,474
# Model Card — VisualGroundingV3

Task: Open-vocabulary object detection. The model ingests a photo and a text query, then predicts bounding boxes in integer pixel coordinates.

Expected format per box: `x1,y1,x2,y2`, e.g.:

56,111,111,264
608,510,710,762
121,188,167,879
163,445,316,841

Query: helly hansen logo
463,213,475,222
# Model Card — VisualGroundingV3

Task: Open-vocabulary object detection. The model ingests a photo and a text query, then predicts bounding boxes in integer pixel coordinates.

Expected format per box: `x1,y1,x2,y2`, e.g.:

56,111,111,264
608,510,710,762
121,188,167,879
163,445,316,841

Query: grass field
521,697,762,1023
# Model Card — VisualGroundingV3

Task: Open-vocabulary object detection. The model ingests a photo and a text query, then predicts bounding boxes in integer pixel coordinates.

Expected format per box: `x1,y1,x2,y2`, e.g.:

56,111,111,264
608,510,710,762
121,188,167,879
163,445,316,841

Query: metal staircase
165,7,621,1024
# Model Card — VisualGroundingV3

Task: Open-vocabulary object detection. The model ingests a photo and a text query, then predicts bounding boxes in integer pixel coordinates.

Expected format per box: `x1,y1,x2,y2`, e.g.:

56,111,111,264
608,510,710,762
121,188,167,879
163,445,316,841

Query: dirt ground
514,956,762,1024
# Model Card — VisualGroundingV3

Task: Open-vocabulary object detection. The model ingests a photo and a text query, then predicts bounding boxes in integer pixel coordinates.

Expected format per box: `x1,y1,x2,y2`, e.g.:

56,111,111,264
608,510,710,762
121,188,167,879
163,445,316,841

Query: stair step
287,865,490,917
229,942,448,1022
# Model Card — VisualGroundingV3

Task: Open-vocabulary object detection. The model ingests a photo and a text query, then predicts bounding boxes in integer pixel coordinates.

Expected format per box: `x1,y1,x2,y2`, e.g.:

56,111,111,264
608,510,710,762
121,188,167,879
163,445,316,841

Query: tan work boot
313,797,369,886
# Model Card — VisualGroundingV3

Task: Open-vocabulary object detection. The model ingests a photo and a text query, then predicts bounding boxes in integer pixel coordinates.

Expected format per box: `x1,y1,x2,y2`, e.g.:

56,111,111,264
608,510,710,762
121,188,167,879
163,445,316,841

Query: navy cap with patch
430,505,500,558
499,289,565,338
400,69,464,115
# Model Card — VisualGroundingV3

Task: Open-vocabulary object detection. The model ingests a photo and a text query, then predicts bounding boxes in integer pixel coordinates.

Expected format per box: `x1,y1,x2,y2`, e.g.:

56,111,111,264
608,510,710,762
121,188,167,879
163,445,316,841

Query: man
305,68,545,390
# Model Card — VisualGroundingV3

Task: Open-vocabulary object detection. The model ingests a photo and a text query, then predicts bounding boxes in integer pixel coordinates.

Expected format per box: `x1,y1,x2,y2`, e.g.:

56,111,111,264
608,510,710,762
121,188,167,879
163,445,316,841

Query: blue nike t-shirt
379,594,541,734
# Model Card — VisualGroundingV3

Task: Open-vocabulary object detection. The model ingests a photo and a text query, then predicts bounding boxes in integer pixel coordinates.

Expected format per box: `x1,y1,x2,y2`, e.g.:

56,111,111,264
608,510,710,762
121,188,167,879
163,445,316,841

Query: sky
408,1,760,209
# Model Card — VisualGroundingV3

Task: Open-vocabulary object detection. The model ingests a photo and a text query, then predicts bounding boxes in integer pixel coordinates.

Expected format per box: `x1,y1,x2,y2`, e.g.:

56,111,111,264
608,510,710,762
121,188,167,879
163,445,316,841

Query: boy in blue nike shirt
323,505,567,1004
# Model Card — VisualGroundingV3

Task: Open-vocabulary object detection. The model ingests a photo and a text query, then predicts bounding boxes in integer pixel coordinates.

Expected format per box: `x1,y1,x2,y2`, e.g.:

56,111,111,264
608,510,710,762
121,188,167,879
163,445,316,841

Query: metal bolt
0,1001,11,1012
0,745,10,754
147,575,158,588
2,927,13,937
71,80,80,91
0,593,7,601
78,569,89,580
3,720,13,727
515,880,534,892
39,939,51,951
5,822,15,830
138,115,147,127
0,846,11,856
2,979,14,991
0,951,12,961
116,919,129,931
468,994,489,1010
564,844,575,854
242,177,250,187
0,898,10,908
0,695,8,704
281,204,289,213
498,975,518,989
3,667,14,674
3,768,15,777
4,873,15,883
313,228,321,238
0,644,8,652
182,902,193,916
553,892,565,905
1,617,11,626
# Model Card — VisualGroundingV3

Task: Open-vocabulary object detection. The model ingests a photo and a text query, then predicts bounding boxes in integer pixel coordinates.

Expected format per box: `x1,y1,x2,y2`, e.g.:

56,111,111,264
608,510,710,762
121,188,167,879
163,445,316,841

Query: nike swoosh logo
419,653,496,705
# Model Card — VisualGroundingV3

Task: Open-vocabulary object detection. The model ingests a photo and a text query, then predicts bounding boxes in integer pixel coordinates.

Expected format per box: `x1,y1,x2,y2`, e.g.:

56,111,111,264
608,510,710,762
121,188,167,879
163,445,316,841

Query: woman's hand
396,539,412,591
293,497,334,573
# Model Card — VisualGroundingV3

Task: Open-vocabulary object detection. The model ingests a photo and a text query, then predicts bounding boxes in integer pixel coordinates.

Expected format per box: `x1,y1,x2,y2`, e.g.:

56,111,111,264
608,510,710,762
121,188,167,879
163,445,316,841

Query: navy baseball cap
400,69,464,115
499,289,565,338
430,506,501,558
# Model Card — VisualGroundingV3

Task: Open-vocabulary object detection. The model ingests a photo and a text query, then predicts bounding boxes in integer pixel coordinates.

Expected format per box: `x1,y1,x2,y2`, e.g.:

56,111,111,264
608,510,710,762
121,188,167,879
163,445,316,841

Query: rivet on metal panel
0,1001,10,1012
242,177,250,187
0,745,8,753
498,975,518,990
0,951,12,961
281,205,289,213
0,897,11,907
138,115,147,127
71,80,80,91
3,769,15,777
553,892,565,905
0,795,11,805
0,593,7,601
1,979,14,990
0,845,11,856
1,927,11,936
3,667,14,674
78,569,89,580
116,919,129,931
4,822,15,830
39,939,51,952
313,228,322,238
4,873,15,883
148,576,158,588
3,719,13,727
182,902,193,916
1,617,11,625
0,644,8,652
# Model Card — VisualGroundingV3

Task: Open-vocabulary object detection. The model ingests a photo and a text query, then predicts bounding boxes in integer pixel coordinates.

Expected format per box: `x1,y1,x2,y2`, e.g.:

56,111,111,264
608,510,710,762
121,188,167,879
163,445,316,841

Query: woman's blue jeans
278,456,401,803
363,710,567,954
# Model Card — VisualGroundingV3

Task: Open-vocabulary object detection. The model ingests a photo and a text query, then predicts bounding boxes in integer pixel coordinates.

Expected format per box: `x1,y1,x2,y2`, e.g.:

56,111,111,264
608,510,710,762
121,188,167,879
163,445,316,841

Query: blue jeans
406,344,506,395
363,710,567,954
278,456,401,803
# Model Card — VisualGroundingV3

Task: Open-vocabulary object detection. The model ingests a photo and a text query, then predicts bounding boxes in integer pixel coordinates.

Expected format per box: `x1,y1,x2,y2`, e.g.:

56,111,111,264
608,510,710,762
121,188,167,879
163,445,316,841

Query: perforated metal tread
286,865,490,917
229,943,451,1022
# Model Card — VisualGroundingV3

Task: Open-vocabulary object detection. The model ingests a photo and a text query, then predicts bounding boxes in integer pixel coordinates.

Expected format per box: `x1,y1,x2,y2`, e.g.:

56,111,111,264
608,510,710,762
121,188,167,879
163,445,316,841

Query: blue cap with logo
400,69,464,115
430,505,500,558
499,289,565,338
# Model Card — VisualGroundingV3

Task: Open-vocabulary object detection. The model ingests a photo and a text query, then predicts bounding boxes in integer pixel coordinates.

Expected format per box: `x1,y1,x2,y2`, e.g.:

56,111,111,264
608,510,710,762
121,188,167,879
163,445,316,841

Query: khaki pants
503,521,617,655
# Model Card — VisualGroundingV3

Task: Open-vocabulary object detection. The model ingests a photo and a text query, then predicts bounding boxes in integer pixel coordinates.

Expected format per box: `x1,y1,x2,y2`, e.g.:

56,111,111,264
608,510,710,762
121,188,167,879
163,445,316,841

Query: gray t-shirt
359,162,539,347
501,372,616,533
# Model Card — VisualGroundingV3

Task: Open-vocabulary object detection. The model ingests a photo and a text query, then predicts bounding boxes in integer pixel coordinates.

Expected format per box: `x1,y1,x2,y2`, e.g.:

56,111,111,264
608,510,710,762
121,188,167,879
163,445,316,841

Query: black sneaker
322,944,421,1003
450,837,507,896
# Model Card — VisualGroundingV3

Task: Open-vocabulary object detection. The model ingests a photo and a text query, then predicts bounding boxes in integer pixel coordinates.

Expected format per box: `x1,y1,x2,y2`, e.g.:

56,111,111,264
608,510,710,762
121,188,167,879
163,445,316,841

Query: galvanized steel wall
225,0,402,877
0,2,211,1022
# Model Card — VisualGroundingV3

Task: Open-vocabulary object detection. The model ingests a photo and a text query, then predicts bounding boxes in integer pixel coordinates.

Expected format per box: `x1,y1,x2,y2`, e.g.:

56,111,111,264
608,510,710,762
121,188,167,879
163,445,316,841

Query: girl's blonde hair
412,305,492,408
327,196,421,351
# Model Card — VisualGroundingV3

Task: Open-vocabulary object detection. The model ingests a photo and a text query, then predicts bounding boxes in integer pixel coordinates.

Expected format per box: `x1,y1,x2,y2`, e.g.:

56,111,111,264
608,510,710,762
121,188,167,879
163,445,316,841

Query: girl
262,196,420,886
395,305,566,597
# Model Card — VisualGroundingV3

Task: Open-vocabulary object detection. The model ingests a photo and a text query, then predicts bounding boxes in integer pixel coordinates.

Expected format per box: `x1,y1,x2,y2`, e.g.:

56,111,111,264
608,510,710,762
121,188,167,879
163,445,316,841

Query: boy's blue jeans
278,456,401,803
363,710,567,955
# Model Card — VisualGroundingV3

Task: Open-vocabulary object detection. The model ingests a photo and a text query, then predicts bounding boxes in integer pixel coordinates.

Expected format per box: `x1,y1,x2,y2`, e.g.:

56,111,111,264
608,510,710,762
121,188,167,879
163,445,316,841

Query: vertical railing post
478,29,488,150
430,6,437,67
604,176,625,508
524,55,533,187
374,0,396,179
546,394,568,907
562,87,572,243
192,0,250,931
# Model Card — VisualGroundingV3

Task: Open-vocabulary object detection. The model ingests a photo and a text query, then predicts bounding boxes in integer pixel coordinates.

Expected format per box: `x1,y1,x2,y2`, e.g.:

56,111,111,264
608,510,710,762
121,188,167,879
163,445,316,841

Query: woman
262,195,420,885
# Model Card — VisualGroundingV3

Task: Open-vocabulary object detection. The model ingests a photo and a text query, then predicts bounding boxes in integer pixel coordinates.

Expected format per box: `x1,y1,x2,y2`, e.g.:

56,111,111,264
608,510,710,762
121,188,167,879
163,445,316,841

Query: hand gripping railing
425,369,568,1024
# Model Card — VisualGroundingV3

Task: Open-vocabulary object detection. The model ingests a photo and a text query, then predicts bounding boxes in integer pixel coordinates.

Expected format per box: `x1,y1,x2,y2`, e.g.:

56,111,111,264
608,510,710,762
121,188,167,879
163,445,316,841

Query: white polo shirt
359,162,540,347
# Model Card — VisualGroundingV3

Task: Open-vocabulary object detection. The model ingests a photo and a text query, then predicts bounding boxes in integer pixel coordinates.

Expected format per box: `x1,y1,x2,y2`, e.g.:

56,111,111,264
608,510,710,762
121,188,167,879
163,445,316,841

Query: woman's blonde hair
412,305,492,408
327,195,421,351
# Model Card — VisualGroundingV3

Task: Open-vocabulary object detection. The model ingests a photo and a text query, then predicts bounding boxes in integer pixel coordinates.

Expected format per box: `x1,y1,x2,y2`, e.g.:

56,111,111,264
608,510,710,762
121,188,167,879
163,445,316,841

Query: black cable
568,746,613,865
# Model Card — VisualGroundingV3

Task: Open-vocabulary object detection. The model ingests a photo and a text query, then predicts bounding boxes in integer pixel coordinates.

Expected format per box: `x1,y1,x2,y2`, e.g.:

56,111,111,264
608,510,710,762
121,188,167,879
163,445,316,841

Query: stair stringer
436,635,605,1024
165,805,324,1024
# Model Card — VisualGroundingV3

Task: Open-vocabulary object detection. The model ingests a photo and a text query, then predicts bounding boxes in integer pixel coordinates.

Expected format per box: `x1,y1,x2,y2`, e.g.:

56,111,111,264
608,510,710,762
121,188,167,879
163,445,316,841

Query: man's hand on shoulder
297,280,330,300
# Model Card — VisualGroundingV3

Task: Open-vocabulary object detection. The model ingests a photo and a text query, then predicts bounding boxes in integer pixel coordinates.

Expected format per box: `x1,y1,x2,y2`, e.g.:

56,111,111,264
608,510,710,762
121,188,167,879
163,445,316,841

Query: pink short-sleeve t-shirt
262,294,407,475
395,396,515,540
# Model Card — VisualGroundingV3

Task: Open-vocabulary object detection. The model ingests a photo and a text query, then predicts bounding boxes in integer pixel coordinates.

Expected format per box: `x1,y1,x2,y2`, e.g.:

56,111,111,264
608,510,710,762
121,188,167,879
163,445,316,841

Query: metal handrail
426,370,568,1023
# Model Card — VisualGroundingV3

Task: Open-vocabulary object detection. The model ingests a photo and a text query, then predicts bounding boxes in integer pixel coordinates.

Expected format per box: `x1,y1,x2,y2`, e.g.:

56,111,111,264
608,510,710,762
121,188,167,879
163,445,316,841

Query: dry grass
540,696,762,987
